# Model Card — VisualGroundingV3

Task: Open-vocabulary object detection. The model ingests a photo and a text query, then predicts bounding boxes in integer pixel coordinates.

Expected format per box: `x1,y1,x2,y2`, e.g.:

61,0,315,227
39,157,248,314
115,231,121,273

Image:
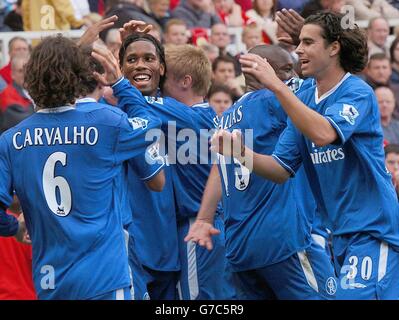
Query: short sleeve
323,88,373,145
112,77,150,118
128,141,165,181
272,120,303,176
115,112,162,164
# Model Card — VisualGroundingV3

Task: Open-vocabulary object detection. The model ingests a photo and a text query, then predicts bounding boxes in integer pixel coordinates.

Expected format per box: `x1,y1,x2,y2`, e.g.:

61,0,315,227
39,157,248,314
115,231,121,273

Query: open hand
77,15,118,47
119,20,153,42
91,44,123,86
275,9,304,46
184,219,220,251
239,53,280,90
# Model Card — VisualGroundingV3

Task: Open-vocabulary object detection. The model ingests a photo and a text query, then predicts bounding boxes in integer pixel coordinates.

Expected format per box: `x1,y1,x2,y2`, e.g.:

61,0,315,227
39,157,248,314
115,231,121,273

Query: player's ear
329,40,340,57
182,75,193,89
160,63,166,77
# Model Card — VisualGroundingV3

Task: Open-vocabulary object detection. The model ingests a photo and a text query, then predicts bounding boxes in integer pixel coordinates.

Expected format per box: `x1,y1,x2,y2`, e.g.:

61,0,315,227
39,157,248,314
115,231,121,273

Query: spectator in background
365,53,399,117
301,0,344,18
105,28,122,58
88,0,105,15
147,0,171,29
241,23,264,51
100,0,160,42
384,143,399,198
390,36,399,84
207,82,234,115
246,0,278,44
3,0,23,31
212,55,244,99
0,195,36,300
0,54,34,133
345,0,399,20
234,0,252,12
70,0,92,24
164,18,189,45
148,22,163,42
0,36,29,85
365,53,392,89
209,23,241,74
213,0,247,27
368,17,391,58
171,0,221,29
198,42,220,63
22,0,86,31
376,86,399,144
209,23,231,53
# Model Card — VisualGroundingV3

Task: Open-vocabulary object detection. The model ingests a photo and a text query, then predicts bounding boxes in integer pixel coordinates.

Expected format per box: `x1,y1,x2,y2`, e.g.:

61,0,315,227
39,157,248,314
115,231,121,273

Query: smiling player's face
295,24,334,79
121,41,165,96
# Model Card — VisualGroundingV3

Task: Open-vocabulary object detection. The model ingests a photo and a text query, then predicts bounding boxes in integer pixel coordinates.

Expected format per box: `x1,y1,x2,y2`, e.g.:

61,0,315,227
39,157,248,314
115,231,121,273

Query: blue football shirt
217,89,311,271
113,78,221,219
0,97,161,299
273,73,399,248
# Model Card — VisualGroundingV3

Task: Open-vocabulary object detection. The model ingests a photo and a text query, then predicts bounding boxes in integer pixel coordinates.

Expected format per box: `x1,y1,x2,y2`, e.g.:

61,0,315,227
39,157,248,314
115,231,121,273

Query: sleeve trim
325,116,346,144
111,77,125,88
140,159,165,181
272,154,296,177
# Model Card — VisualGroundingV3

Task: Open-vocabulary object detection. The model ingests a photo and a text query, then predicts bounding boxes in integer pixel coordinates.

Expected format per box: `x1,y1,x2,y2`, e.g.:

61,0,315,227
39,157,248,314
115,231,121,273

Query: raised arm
210,129,290,183
77,15,118,47
184,164,222,250
239,54,338,147
275,9,304,46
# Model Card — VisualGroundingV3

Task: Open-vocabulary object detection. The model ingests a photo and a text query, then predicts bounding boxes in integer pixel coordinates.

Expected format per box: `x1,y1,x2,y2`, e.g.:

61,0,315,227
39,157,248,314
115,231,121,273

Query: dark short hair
385,144,399,156
368,53,390,67
119,33,166,90
207,82,234,100
390,37,399,64
305,11,368,74
212,55,236,72
8,36,28,52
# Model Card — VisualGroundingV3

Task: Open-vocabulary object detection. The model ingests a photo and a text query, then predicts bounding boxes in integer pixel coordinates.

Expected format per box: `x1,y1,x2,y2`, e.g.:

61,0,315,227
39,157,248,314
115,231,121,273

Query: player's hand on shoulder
184,219,220,251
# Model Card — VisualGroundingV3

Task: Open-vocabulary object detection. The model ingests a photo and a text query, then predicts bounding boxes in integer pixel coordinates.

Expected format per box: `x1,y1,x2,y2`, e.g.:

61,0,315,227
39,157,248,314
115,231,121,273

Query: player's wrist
270,77,286,93
111,76,125,88
196,216,214,225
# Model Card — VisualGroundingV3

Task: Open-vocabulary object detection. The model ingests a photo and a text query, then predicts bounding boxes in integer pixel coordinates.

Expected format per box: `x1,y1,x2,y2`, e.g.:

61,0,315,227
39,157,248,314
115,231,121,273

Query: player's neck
315,67,347,98
180,94,205,107
85,87,103,102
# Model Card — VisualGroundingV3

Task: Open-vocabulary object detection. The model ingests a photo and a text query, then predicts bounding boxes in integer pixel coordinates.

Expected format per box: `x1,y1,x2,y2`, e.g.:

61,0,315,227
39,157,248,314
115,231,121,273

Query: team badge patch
145,96,163,105
128,117,148,130
339,104,359,125
325,277,337,296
